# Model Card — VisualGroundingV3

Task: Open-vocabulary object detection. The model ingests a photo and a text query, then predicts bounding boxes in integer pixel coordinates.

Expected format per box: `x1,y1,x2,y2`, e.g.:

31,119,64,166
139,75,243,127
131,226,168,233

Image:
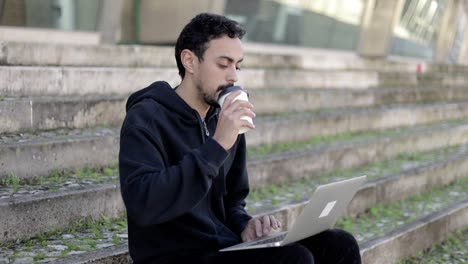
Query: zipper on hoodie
202,119,210,137
196,113,208,143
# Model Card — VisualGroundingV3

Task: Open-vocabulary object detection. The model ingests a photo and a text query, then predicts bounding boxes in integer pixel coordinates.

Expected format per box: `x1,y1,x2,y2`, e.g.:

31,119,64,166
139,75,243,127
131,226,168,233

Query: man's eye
218,64,228,69
236,67,241,71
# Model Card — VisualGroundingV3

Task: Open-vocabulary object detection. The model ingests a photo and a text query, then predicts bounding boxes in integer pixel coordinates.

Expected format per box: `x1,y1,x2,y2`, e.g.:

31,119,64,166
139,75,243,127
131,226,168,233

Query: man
119,13,361,264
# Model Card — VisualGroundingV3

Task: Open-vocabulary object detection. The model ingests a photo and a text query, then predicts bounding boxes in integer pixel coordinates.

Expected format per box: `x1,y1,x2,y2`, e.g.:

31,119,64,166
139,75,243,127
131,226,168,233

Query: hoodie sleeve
119,124,229,227
223,135,252,235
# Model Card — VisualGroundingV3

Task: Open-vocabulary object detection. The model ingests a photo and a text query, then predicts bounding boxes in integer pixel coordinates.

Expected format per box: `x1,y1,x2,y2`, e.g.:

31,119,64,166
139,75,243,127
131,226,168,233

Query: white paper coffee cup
218,86,253,134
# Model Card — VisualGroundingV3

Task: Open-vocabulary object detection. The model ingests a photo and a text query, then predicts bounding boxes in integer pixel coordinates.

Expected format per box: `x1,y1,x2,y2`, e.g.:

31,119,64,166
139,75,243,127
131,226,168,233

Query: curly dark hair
175,13,246,78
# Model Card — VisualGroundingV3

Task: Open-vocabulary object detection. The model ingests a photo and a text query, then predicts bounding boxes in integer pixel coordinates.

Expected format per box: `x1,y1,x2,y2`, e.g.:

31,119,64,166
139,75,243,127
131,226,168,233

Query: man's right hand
213,91,255,150
241,215,282,242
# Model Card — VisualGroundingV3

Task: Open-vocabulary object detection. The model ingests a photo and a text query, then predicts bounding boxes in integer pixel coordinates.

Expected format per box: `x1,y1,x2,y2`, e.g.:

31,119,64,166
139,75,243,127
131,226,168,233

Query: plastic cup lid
218,86,248,99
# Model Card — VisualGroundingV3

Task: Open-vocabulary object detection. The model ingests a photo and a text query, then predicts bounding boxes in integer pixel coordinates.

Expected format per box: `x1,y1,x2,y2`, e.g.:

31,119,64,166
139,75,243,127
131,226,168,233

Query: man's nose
227,66,239,83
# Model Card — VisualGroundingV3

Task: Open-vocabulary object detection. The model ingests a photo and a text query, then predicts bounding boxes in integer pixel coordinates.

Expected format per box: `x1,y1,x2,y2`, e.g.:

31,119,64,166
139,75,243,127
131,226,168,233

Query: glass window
392,0,447,59
0,0,102,31
225,0,365,50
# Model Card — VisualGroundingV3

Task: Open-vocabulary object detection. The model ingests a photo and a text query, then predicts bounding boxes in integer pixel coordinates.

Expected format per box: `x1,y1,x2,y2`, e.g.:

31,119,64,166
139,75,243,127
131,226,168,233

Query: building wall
1,0,468,64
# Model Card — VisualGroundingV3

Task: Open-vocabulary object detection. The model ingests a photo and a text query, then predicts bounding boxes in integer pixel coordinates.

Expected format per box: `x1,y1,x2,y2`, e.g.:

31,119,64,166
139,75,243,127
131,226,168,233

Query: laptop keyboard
250,233,287,246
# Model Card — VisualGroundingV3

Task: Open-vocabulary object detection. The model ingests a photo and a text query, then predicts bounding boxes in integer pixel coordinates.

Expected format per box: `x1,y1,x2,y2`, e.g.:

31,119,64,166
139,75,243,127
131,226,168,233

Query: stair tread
1,174,465,263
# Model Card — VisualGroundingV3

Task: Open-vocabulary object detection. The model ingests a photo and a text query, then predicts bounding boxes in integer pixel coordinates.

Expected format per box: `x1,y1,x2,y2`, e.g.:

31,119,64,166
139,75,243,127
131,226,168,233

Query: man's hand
213,91,256,150
241,215,282,242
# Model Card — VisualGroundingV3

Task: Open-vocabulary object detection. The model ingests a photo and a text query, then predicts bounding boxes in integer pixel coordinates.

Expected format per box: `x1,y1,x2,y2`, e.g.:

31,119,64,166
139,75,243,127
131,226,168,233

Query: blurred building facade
1,0,468,64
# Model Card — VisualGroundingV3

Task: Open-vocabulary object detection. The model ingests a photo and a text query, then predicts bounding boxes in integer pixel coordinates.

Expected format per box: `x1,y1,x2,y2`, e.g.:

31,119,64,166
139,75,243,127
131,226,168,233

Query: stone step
2,66,468,97
251,86,468,114
1,42,298,69
1,118,467,183
0,127,119,181
250,151,468,228
250,101,468,146
0,66,178,97
0,182,124,243
248,120,468,188
0,146,466,244
60,199,466,264
2,87,468,134
55,197,466,264
0,66,371,97
359,198,467,264
246,145,468,216
4,41,468,76
0,41,420,72
397,228,466,264
0,95,125,134
0,182,125,242
54,245,130,264
255,177,468,264
3,166,465,263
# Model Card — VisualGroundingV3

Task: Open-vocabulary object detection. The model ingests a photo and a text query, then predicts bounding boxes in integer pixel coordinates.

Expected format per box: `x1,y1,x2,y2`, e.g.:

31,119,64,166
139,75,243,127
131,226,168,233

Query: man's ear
181,49,196,75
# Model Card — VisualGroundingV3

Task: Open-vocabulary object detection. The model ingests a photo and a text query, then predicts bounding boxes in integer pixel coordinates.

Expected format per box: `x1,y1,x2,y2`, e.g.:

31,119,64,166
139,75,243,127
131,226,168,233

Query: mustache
217,83,234,93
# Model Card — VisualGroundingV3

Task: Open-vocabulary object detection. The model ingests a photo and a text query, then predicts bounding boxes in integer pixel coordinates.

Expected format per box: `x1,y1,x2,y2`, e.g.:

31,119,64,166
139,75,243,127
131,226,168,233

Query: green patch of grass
1,172,21,192
337,218,354,233
247,117,468,159
60,248,71,258
2,165,119,190
49,186,59,192
115,218,128,228
64,241,80,251
10,251,20,259
397,229,467,264
112,235,121,244
100,122,110,128
248,145,465,207
246,128,404,159
84,238,97,249
33,252,46,262
336,177,468,239
49,169,64,184
23,239,34,248
91,225,104,240
0,216,128,261
103,167,116,177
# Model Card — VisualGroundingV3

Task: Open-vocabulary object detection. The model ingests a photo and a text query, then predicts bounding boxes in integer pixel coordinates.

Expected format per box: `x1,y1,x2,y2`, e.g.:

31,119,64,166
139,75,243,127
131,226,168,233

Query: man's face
192,35,244,107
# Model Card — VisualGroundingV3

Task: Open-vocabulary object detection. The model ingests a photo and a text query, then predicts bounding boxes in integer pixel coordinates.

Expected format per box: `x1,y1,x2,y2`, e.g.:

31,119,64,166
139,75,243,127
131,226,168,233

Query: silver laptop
220,175,367,252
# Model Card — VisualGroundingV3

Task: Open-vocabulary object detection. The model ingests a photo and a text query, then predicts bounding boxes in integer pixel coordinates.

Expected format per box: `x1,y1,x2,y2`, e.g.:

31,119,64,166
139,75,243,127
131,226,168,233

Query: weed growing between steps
247,129,397,159
336,177,468,242
0,216,128,262
246,145,467,213
0,165,118,197
0,150,466,262
0,172,21,192
247,117,468,159
1,166,465,262
0,126,119,145
397,228,467,264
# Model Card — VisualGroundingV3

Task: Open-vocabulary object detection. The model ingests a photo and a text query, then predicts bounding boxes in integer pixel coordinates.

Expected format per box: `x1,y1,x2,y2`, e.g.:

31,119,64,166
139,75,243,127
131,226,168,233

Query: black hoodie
119,81,252,263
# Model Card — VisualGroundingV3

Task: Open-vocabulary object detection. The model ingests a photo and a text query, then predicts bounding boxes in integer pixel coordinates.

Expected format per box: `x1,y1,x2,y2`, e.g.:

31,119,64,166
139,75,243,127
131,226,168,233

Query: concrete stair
0,41,467,264
2,132,466,243
2,146,465,263
2,92,468,134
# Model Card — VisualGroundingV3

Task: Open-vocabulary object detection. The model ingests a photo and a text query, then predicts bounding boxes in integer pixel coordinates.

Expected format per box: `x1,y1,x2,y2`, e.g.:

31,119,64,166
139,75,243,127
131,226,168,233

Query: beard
196,83,233,107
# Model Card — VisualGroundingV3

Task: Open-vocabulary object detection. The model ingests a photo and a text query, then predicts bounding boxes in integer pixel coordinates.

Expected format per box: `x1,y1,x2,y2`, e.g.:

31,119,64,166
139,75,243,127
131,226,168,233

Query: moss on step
336,177,468,242
247,117,468,159
246,145,466,213
397,229,467,264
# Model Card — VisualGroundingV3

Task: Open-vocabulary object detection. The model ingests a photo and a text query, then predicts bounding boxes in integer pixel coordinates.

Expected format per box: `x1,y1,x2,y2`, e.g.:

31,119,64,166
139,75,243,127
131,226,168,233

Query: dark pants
157,229,361,264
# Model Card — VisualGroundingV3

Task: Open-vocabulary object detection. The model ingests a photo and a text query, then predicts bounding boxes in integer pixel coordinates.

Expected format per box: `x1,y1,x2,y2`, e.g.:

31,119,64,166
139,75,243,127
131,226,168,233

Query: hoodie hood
126,81,219,122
